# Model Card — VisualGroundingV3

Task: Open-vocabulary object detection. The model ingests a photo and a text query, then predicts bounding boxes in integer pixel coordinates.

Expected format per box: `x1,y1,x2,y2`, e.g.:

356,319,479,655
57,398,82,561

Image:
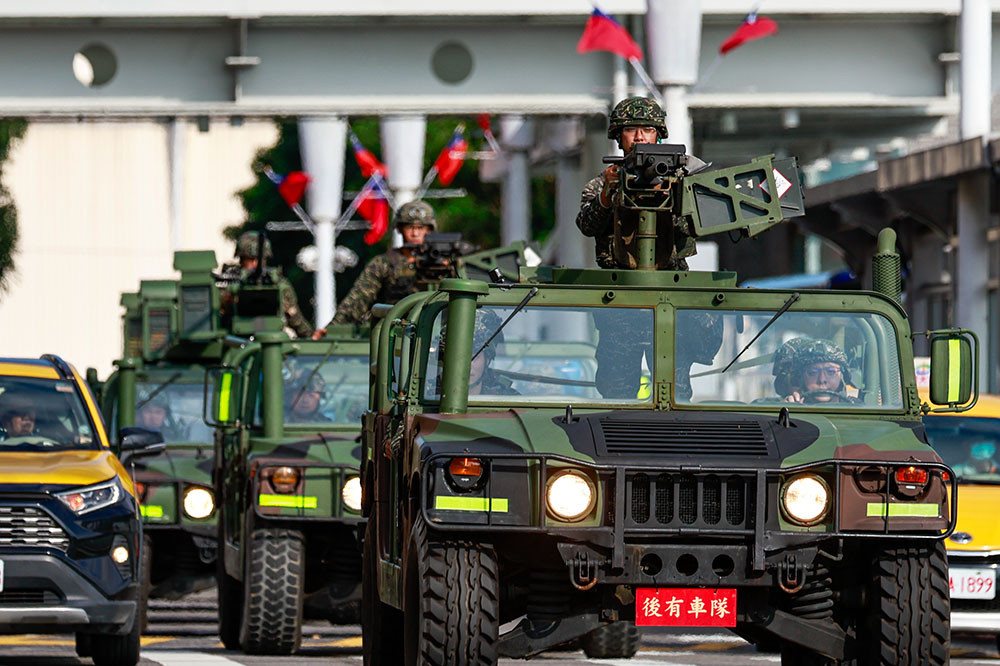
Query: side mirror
204,366,242,427
119,426,166,458
927,330,978,412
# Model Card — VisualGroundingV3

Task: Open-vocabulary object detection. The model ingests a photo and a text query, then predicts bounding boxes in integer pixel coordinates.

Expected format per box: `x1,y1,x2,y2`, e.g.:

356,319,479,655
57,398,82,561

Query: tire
861,541,950,665
90,613,140,666
362,519,404,665
581,622,641,659
139,533,152,634
403,515,499,666
239,528,305,655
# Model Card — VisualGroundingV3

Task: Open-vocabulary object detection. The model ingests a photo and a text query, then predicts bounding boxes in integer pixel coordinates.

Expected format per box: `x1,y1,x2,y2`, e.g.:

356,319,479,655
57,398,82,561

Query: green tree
0,119,27,293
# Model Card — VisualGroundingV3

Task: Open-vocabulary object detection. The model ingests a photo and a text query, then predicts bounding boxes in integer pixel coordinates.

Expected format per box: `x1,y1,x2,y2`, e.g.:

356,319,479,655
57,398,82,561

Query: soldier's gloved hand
599,165,620,208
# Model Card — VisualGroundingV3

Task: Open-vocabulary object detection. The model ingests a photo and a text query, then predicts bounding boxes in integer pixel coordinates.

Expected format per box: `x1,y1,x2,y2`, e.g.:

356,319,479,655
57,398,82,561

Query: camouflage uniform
772,337,859,403
331,201,436,325
222,231,314,338
285,373,331,423
576,96,696,271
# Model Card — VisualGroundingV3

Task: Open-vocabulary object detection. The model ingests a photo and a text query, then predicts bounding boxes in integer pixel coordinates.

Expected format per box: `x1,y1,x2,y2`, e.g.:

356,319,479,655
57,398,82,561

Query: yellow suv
0,355,162,666
923,392,1000,650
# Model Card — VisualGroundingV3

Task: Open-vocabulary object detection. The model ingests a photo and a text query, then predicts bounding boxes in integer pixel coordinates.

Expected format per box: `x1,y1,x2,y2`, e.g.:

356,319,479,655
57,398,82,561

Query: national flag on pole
433,125,468,186
576,8,643,61
359,175,390,245
264,168,311,208
719,11,778,55
348,129,387,178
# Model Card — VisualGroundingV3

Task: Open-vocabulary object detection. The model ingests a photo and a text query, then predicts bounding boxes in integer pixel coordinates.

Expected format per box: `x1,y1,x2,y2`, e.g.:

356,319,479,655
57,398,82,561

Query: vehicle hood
0,450,132,492
133,443,213,485
948,483,1000,552
248,430,362,467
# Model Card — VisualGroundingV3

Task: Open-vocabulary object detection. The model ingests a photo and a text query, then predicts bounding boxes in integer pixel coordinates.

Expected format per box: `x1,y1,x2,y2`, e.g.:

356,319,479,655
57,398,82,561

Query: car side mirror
927,330,978,412
204,366,242,427
119,426,166,458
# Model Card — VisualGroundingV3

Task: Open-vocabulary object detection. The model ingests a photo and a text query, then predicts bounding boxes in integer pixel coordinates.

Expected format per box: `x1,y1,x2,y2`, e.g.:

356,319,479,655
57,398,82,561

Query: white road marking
659,632,745,644
142,650,245,666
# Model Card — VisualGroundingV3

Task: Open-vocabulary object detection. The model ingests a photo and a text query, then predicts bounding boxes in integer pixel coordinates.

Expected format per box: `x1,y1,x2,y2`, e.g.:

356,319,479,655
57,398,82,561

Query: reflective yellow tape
258,494,318,509
948,339,961,403
218,373,232,422
140,505,164,518
866,502,939,518
434,496,509,512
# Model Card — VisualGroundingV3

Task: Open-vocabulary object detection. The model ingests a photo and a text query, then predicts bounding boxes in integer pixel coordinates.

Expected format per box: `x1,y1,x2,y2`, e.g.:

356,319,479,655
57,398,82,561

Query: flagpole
691,53,723,94
413,166,439,201
627,57,663,106
289,203,316,235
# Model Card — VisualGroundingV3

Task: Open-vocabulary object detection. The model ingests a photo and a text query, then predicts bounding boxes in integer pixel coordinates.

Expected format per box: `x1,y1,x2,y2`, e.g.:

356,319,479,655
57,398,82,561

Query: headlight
57,479,123,515
342,476,362,513
546,470,596,522
183,487,215,520
782,475,830,525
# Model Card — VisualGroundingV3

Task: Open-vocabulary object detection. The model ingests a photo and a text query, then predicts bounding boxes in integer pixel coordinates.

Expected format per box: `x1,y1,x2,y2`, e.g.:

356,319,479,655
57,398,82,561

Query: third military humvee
361,153,975,665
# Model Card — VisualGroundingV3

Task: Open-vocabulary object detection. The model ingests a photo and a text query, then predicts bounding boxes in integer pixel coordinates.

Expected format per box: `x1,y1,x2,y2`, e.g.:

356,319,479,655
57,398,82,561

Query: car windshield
278,354,369,427
0,377,98,450
676,309,904,409
134,381,214,443
426,305,655,404
924,416,1000,484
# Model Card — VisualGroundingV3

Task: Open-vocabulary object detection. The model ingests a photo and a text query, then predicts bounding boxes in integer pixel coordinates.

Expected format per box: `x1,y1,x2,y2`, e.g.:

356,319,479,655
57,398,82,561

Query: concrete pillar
545,117,586,268
613,57,629,105
499,115,534,245
961,0,991,140
662,86,693,153
580,116,612,269
298,116,346,328
167,118,185,252
646,0,701,153
381,115,427,246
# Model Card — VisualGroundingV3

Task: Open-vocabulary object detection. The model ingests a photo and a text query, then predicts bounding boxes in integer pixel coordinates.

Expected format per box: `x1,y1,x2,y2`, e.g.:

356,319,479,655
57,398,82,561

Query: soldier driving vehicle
362,137,969,665
0,355,163,666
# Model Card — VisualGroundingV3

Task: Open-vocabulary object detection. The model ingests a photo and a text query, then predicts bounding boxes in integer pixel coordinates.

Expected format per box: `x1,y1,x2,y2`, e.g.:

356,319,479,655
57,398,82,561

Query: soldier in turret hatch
330,200,437,325
576,96,705,270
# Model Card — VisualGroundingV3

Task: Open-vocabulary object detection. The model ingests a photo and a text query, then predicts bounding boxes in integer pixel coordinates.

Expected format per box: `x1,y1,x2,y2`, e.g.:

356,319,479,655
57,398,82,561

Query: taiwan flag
349,129,387,179
719,11,778,55
433,125,468,186
360,177,390,245
576,8,643,61
264,168,310,208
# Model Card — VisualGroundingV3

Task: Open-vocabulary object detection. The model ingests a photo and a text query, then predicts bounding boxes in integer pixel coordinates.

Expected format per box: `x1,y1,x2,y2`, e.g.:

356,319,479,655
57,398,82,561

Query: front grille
628,473,751,529
0,506,69,551
181,286,212,335
0,589,61,605
953,597,1000,612
148,308,172,355
601,419,769,456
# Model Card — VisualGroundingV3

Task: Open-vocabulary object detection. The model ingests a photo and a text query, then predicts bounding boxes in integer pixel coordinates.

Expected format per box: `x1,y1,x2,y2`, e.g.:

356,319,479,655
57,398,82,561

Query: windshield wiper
291,345,337,412
471,287,539,362
136,372,183,411
721,292,800,373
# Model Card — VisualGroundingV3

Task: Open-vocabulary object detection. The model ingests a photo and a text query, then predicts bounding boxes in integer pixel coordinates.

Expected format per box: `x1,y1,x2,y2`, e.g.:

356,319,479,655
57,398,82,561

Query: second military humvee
361,153,974,665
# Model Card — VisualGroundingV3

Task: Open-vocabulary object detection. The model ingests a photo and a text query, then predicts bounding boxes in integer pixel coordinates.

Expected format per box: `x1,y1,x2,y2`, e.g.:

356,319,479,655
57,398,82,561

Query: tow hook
777,554,807,593
567,551,600,590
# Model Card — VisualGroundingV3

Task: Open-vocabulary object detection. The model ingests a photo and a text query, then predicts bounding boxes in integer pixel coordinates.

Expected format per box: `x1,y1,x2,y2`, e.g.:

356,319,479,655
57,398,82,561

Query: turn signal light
271,466,300,494
895,466,928,485
448,457,484,490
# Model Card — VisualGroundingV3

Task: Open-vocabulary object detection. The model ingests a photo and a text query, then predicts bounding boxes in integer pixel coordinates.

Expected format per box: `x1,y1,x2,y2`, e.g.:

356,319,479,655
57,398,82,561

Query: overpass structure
1,1,998,381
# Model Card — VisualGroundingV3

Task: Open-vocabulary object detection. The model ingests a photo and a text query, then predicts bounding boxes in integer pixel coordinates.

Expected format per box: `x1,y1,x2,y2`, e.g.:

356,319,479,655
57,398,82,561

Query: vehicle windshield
924,416,1000,484
277,354,369,427
0,377,98,450
427,305,655,404
676,309,903,409
134,381,213,443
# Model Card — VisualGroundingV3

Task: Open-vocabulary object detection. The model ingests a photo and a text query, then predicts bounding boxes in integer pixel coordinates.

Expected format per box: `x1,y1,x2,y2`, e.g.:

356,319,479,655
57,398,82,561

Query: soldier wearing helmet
575,96,700,270
136,392,188,440
219,231,315,338
438,309,518,396
772,338,859,404
330,200,438,326
285,373,331,423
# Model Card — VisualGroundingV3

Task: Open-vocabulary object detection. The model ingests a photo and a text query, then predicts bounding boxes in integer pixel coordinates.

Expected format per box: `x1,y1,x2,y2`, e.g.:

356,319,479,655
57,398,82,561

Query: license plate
950,567,996,599
635,587,736,627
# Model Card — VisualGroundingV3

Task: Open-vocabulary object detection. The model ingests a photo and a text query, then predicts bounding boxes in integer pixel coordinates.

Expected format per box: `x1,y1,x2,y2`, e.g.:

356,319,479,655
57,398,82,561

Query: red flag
264,168,310,207
358,178,390,245
576,9,643,61
719,12,778,55
477,114,492,133
433,125,468,187
349,129,387,178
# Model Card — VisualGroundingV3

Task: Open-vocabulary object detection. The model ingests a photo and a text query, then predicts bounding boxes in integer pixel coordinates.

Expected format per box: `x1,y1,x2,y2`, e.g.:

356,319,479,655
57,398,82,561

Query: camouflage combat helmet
288,373,327,399
772,337,852,397
394,200,437,231
235,231,273,261
137,391,170,412
439,308,503,363
608,96,668,142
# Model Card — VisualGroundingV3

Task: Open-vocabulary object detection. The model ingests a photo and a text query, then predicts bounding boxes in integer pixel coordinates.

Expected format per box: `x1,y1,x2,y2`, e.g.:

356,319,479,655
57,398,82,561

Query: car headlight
57,479,123,515
782,475,830,525
183,487,215,520
342,476,362,513
546,470,596,522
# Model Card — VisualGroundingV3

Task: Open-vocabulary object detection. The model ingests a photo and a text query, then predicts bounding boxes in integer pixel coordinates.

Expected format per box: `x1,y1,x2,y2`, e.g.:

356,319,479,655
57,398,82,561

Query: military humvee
361,154,975,665
205,272,370,654
101,251,225,629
